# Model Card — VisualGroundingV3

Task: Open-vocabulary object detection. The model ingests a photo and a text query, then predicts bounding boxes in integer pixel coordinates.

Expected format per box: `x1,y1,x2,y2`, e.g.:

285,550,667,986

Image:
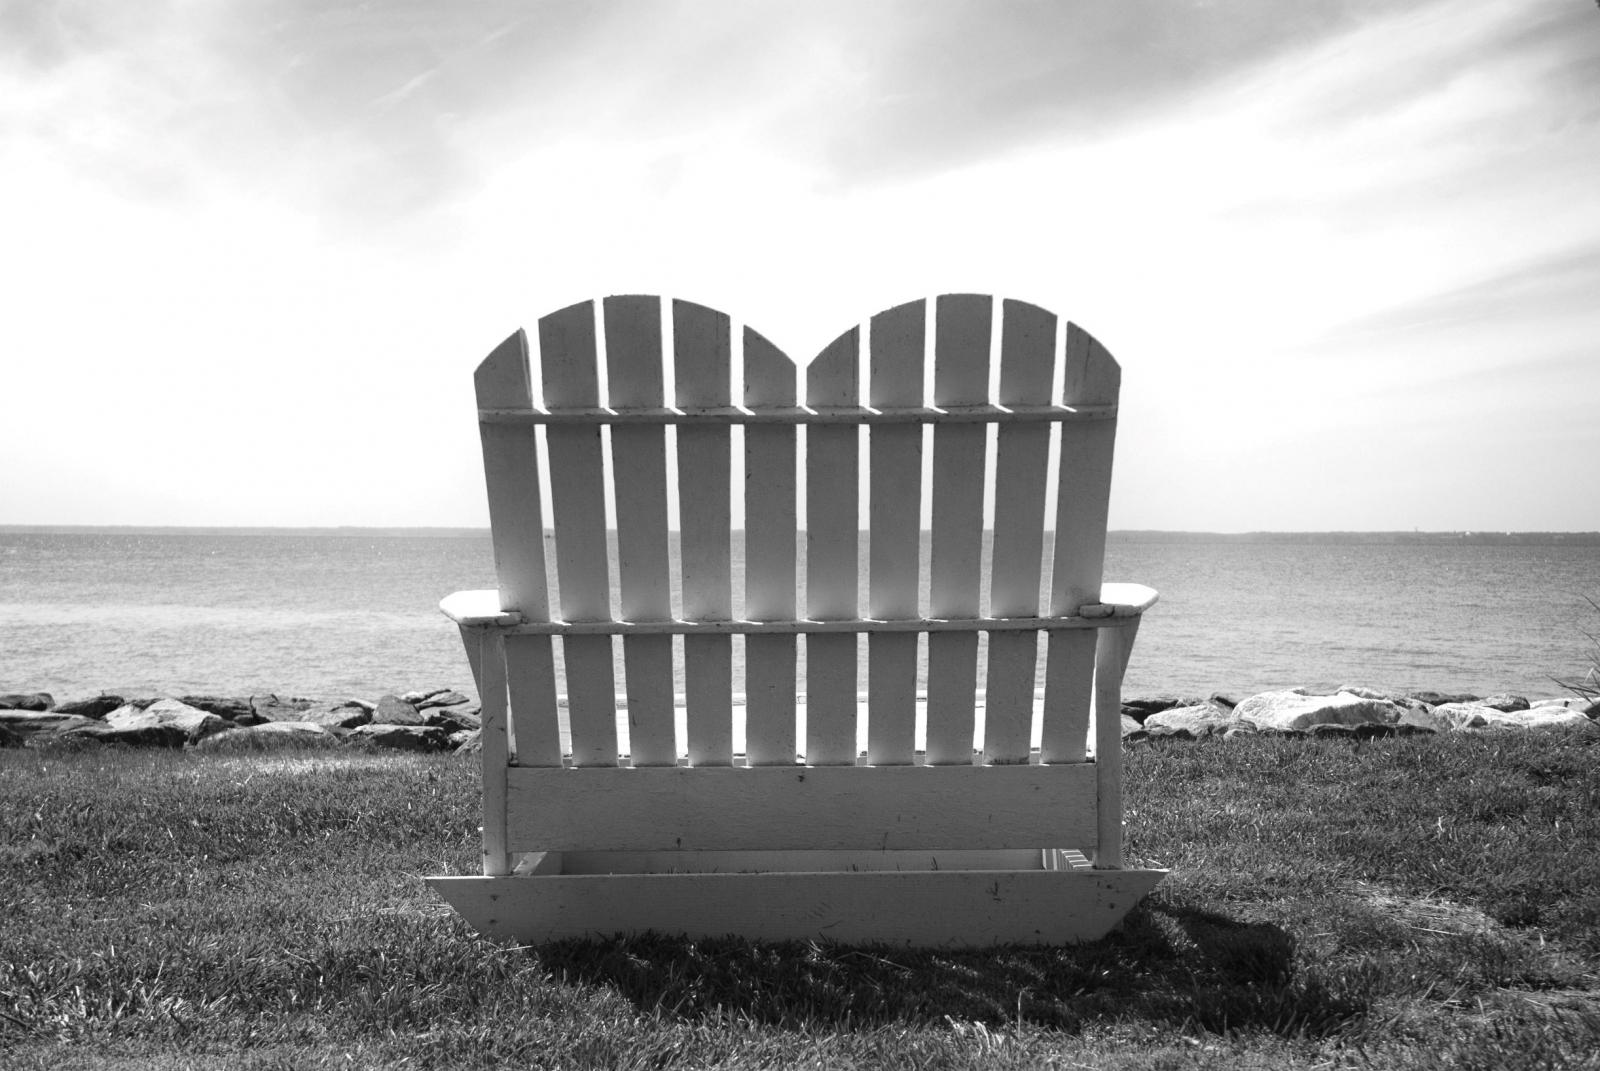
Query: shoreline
3,684,1595,753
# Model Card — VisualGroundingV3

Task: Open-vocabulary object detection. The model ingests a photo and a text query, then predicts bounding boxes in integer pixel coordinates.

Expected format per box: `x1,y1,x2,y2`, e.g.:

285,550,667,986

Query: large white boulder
1233,689,1404,733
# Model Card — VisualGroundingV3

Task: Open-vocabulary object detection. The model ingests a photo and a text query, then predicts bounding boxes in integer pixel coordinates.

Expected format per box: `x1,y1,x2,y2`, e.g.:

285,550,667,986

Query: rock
450,728,480,751
53,695,126,718
0,710,100,737
0,724,25,748
1431,702,1517,730
1407,691,1478,707
1143,701,1237,739
373,695,425,726
65,700,228,747
296,701,373,731
1208,693,1239,710
1234,690,1404,733
1505,708,1596,731
345,723,452,751
1397,706,1449,733
1528,696,1600,715
0,692,53,711
180,695,255,721
425,706,480,732
1310,722,1397,739
1120,714,1146,740
195,722,342,752
1479,694,1530,713
1120,697,1197,722
1335,685,1396,702
416,689,470,711
251,695,316,721
400,688,449,705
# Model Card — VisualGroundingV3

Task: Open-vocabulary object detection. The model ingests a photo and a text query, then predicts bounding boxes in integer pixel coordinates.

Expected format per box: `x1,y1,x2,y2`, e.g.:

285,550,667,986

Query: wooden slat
551,848,1047,874
867,299,923,765
475,629,510,875
675,300,734,765
429,867,1167,946
604,296,675,766
506,763,1098,852
504,632,561,768
983,300,1056,762
925,295,991,764
493,614,1130,636
475,330,550,618
1041,629,1097,763
742,326,798,765
539,301,616,764
804,325,860,765
1050,323,1121,614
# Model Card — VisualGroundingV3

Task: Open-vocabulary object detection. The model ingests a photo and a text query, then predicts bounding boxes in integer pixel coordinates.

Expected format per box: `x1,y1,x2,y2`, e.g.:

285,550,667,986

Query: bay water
2,529,1596,708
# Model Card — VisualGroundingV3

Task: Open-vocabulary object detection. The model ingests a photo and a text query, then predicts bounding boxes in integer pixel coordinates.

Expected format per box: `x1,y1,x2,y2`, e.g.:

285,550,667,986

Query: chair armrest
1077,583,1159,619
439,590,524,626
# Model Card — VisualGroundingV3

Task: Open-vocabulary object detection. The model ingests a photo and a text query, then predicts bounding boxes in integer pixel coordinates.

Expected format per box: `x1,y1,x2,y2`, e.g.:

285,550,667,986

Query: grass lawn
3,729,1599,1069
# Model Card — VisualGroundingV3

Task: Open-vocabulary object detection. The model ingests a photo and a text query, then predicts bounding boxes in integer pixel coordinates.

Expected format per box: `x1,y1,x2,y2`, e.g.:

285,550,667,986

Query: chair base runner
427,866,1166,946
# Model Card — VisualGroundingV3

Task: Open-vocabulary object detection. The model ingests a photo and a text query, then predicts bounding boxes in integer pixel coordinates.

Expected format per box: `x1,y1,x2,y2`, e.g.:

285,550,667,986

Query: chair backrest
471,294,1121,771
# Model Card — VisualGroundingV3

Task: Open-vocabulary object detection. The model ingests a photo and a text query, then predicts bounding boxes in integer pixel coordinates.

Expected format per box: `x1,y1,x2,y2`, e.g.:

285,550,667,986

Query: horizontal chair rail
505,762,1099,853
441,585,1159,629
478,403,1118,426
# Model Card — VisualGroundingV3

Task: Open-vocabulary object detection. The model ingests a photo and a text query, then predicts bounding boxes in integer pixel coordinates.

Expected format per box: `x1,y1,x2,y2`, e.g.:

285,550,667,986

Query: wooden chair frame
429,294,1163,945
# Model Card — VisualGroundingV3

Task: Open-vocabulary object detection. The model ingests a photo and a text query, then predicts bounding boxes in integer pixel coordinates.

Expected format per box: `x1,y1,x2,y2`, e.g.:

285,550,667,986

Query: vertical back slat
804,325,861,765
540,300,617,765
924,294,991,765
983,300,1055,763
604,296,675,766
866,300,923,765
504,632,561,767
743,327,798,765
1044,323,1120,765
475,330,551,619
674,299,734,765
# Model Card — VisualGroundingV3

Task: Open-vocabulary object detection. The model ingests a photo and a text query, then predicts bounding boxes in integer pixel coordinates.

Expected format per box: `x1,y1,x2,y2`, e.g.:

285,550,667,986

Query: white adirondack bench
428,294,1164,946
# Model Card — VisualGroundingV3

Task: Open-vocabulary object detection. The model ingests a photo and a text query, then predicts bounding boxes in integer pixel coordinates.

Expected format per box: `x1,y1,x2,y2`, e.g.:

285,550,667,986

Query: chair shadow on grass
531,899,1365,1038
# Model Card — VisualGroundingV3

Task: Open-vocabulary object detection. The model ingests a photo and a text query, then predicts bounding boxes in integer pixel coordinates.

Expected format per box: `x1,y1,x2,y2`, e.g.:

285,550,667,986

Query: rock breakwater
3,685,1596,755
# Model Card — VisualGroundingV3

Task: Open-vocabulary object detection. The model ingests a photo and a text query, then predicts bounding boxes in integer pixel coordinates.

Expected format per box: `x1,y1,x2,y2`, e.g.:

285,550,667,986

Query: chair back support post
1091,619,1140,869
475,627,512,876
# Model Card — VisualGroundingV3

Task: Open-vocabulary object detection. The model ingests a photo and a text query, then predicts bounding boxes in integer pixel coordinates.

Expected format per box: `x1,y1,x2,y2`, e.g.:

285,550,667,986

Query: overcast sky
4,0,1597,531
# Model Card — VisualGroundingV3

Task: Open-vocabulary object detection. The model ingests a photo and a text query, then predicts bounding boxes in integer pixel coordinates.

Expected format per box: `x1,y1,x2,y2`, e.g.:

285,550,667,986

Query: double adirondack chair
428,294,1163,946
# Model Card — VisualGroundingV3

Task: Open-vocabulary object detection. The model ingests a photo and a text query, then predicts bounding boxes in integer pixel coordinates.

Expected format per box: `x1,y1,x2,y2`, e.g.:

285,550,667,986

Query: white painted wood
743,634,796,764
435,295,1163,947
475,628,511,876
479,404,1117,426
1050,323,1120,614
506,763,1098,852
982,632,1036,763
1092,624,1132,869
982,299,1055,764
505,632,562,768
743,325,798,765
475,330,551,618
1042,630,1097,764
551,848,1049,874
925,295,991,765
867,299,924,765
675,300,735,766
805,325,860,765
440,589,522,626
427,867,1167,946
924,634,977,765
603,297,675,766
494,614,1138,636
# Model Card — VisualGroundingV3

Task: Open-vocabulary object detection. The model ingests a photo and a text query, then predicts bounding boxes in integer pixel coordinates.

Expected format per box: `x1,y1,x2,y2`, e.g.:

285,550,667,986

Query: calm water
1,530,1596,705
